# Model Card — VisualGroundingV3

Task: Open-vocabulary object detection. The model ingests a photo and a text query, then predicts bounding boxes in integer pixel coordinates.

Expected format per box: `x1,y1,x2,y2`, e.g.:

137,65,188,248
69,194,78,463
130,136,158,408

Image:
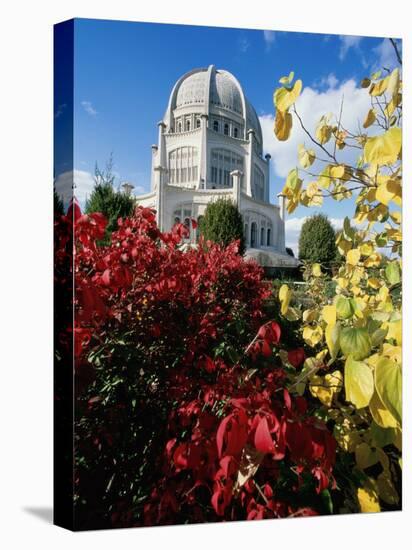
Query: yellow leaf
355,443,379,469
345,356,374,408
360,242,374,256
357,482,381,513
386,320,402,345
279,284,292,315
309,370,343,407
335,130,347,149
303,309,318,323
274,109,292,141
315,120,332,145
312,263,322,277
376,179,402,206
363,108,376,128
370,75,389,97
375,357,402,424
303,325,323,347
367,278,381,289
386,68,400,102
334,420,361,452
322,305,336,326
364,127,402,166
298,144,315,168
325,322,341,361
364,253,382,268
274,79,302,112
330,164,346,179
347,248,361,266
369,390,398,428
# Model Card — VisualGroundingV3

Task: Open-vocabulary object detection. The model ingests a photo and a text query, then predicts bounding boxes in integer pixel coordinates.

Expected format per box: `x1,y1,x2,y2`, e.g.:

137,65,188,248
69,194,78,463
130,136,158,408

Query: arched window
169,147,198,184
178,122,182,133
233,127,238,138
244,223,249,243
224,123,229,135
267,228,271,246
253,165,265,201
210,149,244,188
186,120,191,131
196,118,201,128
260,227,265,246
251,223,257,248
213,120,219,132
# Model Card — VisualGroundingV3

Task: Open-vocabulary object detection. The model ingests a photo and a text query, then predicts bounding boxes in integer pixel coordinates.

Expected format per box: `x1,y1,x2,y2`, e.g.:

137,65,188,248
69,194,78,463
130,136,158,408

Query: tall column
277,192,286,220
198,114,208,189
154,165,166,230
246,129,255,197
157,121,167,170
277,192,286,251
150,144,158,191
265,153,271,203
231,170,242,207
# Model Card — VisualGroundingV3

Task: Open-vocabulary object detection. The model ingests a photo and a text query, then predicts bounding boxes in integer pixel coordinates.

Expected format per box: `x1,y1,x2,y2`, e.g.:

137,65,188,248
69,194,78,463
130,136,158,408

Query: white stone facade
135,65,298,268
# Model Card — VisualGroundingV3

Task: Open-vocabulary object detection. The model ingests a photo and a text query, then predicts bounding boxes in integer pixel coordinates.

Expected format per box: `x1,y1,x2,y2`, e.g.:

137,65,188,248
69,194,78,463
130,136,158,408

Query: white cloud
339,35,362,60
373,38,401,70
134,185,146,194
314,73,339,90
260,78,371,180
81,100,98,117
54,169,95,209
263,30,276,51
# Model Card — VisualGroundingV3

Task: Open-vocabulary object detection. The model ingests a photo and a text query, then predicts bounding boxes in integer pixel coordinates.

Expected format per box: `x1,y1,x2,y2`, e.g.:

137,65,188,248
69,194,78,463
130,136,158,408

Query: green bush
299,213,338,265
200,198,245,254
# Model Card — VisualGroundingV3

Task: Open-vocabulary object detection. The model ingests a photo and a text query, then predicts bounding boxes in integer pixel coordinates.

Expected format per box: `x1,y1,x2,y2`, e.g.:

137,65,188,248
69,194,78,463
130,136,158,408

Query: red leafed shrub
54,204,337,529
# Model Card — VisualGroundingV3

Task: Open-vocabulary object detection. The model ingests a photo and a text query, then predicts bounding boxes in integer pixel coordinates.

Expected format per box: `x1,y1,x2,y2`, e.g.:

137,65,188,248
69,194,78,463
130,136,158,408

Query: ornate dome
164,65,262,144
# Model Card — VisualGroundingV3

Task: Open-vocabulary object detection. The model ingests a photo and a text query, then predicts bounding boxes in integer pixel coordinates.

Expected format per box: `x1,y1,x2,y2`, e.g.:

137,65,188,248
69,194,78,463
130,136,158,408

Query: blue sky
56,19,401,251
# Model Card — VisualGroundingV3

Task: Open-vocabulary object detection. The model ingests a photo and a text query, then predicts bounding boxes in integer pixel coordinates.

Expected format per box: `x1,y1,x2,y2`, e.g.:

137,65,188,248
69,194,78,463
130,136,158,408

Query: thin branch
334,94,345,158
389,38,402,66
292,105,337,163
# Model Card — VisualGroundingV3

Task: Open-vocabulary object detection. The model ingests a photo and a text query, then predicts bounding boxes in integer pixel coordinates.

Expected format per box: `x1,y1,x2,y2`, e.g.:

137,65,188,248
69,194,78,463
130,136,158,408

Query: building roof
163,65,262,144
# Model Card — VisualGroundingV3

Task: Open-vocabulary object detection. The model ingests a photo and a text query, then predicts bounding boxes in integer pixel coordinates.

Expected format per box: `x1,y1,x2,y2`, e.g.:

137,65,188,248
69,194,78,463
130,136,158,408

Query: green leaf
385,261,401,285
279,71,294,85
345,355,374,408
340,327,371,360
335,296,355,319
375,357,402,424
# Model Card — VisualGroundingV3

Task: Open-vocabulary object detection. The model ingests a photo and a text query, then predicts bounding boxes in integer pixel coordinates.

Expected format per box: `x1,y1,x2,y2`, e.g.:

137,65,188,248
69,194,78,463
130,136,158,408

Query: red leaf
197,355,216,373
216,410,248,459
254,416,274,454
288,347,306,368
101,269,111,286
257,321,281,345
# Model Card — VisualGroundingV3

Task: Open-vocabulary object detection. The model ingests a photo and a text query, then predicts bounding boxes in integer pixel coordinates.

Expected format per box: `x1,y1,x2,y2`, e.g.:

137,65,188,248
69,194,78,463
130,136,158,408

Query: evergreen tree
298,214,338,265
200,198,245,254
85,155,135,238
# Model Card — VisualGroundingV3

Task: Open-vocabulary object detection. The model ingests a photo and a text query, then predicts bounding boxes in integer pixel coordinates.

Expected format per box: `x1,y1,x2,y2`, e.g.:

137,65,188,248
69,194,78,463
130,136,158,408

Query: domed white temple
135,65,299,268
